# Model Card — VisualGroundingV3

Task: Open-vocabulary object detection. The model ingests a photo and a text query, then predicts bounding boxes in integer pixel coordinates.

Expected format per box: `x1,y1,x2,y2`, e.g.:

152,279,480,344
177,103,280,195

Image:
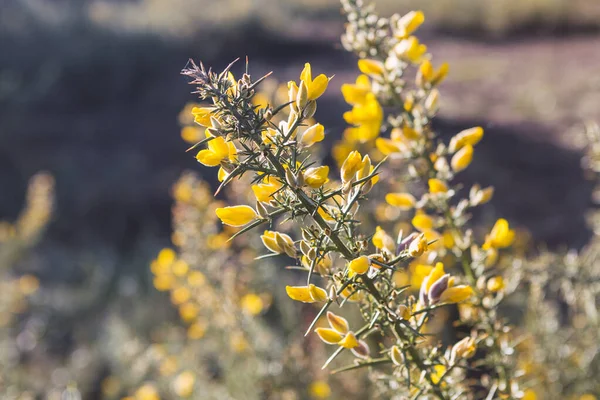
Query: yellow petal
300,63,312,86
451,144,474,172
304,166,329,188
327,311,349,334
439,285,474,303
285,285,313,303
428,178,448,193
348,255,370,275
385,193,415,209
358,59,385,76
300,123,325,147
338,332,359,349
397,10,425,38
376,138,404,155
308,284,328,302
425,262,445,292
261,230,282,253
412,213,434,231
191,107,213,127
215,205,258,227
315,328,344,344
196,149,222,167
308,74,329,100
340,150,363,182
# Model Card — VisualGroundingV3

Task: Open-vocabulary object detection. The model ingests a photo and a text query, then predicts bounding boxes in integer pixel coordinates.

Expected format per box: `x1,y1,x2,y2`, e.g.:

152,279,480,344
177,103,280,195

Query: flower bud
391,345,404,366
296,81,309,110
428,274,449,304
351,340,370,359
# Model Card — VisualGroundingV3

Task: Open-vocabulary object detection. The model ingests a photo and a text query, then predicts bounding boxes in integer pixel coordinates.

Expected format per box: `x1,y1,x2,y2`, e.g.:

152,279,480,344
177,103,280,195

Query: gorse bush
179,1,600,399
181,0,521,398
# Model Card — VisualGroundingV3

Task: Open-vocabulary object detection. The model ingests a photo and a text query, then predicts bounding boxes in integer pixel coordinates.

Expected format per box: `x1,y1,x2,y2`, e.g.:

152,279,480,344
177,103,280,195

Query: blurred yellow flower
358,59,385,76
172,371,195,398
483,218,515,250
449,127,484,153
385,193,416,209
341,75,371,105
428,178,448,194
451,144,473,172
394,36,427,64
240,293,264,315
309,380,332,399
396,10,425,38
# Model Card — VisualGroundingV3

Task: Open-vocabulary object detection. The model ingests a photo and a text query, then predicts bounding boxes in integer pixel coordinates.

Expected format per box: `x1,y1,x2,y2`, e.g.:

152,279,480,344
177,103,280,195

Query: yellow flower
348,255,370,275
286,284,328,303
315,328,344,344
179,302,199,322
439,285,473,303
430,365,446,385
408,234,428,257
394,36,427,64
487,276,505,292
522,389,538,400
191,106,213,127
317,205,337,222
304,166,330,188
340,150,364,182
134,383,160,400
376,138,405,155
483,218,515,250
240,293,264,315
187,322,206,339
252,176,283,203
215,205,258,227
451,336,476,363
396,10,425,38
180,126,203,144
442,230,455,249
391,345,404,366
373,226,396,254
299,123,325,147
260,230,295,255
424,262,445,293
386,193,416,209
412,213,434,231
451,144,473,172
170,287,191,305
343,93,383,142
418,60,449,86
309,380,332,399
410,263,434,290
449,127,484,153
196,132,236,167
172,370,195,398
341,75,371,105
338,331,359,349
18,275,39,295
428,178,448,193
300,63,330,101
358,59,385,76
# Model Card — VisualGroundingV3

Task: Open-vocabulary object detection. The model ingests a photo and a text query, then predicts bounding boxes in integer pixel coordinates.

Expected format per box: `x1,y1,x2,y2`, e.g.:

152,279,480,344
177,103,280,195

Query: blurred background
1,0,600,398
